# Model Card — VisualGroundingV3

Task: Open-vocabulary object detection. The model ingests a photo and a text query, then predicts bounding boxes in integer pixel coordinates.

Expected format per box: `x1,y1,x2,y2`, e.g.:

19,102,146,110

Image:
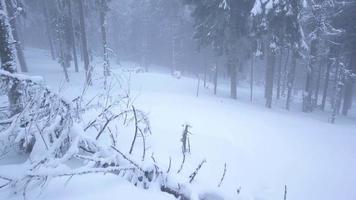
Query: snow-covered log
0,71,223,200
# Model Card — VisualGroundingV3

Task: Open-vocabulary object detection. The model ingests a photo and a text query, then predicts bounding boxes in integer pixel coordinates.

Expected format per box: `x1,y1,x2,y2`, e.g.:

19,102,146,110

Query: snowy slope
1,48,356,200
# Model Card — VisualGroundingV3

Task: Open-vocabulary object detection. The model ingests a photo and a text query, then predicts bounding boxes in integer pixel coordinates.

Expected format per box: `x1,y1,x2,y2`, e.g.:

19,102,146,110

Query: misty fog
0,0,356,200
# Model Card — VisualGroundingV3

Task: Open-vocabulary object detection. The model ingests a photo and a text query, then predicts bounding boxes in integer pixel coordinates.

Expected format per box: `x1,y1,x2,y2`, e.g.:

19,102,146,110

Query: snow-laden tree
0,0,22,115
252,0,305,109
184,0,255,99
97,0,110,78
4,0,28,72
332,0,356,116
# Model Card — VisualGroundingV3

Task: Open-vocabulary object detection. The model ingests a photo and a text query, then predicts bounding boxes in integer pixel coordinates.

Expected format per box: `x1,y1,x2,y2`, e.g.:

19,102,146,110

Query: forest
0,0,355,200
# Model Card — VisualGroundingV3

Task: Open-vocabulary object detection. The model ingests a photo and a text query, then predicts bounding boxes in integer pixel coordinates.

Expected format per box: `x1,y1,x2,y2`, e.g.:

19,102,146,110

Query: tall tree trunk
286,50,297,110
250,55,254,102
67,0,78,73
321,47,333,110
56,0,70,82
213,60,218,95
341,49,356,116
170,20,177,75
229,56,237,99
42,0,56,60
78,0,91,84
342,77,353,116
0,0,22,115
99,0,110,77
265,50,276,108
5,1,27,72
281,48,290,97
203,56,207,88
276,51,283,100
331,49,341,110
303,37,318,112
0,1,16,73
314,59,323,107
330,61,344,123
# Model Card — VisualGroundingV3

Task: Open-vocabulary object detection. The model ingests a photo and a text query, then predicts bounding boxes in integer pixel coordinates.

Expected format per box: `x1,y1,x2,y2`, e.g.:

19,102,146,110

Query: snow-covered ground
1,48,356,200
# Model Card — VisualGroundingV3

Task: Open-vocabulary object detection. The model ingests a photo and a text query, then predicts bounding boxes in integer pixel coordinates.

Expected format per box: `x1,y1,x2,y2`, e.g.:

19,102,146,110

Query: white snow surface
1,48,356,200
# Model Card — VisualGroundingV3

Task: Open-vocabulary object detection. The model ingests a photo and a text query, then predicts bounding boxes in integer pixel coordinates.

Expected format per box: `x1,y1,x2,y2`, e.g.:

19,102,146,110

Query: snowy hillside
1,49,355,200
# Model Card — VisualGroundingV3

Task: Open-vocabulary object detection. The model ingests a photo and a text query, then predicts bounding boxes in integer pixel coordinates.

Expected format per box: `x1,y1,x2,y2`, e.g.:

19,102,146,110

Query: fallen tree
0,70,223,200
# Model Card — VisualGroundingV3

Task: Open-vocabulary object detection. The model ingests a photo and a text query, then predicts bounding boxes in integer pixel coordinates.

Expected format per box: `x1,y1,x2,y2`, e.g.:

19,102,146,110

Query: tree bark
303,36,318,112
342,77,353,116
341,50,356,116
250,55,254,102
78,0,91,84
56,0,70,82
321,47,333,110
314,59,323,107
229,57,237,99
203,56,207,88
170,20,177,75
5,1,27,72
286,50,297,110
281,48,290,97
99,0,110,77
213,60,218,95
0,0,22,115
276,51,283,100
265,50,276,108
67,0,79,73
0,0,17,73
331,49,341,110
42,0,56,60
330,61,344,123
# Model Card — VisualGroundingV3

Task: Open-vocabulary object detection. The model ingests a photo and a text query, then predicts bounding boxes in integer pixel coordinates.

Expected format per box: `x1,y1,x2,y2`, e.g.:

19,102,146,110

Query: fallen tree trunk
0,70,222,200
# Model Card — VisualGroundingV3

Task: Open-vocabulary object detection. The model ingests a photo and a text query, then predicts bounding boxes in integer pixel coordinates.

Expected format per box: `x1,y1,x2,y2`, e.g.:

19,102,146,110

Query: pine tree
98,0,110,77
5,0,28,72
185,0,254,99
252,0,305,108
78,0,91,84
0,0,22,115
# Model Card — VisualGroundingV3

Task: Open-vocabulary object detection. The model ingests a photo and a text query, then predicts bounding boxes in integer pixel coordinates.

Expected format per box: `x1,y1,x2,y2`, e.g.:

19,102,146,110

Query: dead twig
129,105,138,154
166,157,172,173
218,163,227,187
111,145,144,173
95,115,119,140
189,159,206,183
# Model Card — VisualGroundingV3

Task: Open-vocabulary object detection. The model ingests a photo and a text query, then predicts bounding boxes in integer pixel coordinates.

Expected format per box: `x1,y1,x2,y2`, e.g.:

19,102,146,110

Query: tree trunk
0,0,22,115
303,37,318,112
5,1,27,72
314,59,323,107
42,0,56,60
276,51,283,100
286,50,297,110
342,78,353,116
170,21,177,75
331,50,341,110
229,57,237,99
0,1,16,73
341,50,356,116
265,50,276,108
67,0,79,73
203,56,207,88
321,47,333,110
214,60,218,95
250,55,254,102
99,0,110,77
330,61,344,123
78,0,91,84
55,0,70,82
281,48,290,97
